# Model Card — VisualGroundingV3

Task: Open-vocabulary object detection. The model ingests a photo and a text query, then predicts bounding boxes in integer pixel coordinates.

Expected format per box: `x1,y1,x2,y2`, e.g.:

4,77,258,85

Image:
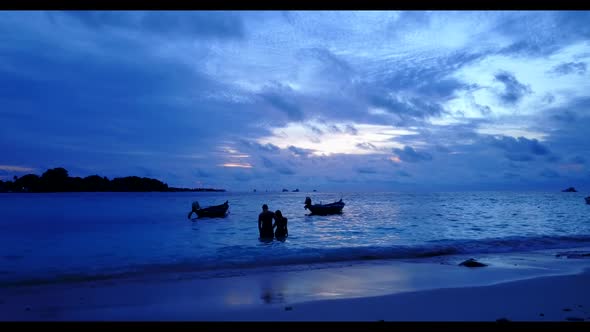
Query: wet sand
2,248,590,321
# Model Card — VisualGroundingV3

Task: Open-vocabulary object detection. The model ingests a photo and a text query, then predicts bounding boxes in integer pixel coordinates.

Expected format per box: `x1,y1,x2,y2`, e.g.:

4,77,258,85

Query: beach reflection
252,262,413,305
259,276,288,304
224,292,256,305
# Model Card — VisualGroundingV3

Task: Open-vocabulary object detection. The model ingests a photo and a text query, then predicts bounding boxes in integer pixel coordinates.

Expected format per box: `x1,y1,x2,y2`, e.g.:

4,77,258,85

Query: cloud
59,11,245,40
2,11,590,191
277,166,296,175
394,170,410,177
493,71,532,105
356,142,378,150
392,146,433,163
260,156,296,175
367,92,446,122
298,47,355,82
495,11,590,57
540,169,560,178
549,62,587,75
486,136,551,162
288,145,314,158
260,87,304,121
356,167,377,174
0,165,35,173
239,140,281,153
570,155,586,164
194,169,212,178
307,124,324,135
345,124,358,135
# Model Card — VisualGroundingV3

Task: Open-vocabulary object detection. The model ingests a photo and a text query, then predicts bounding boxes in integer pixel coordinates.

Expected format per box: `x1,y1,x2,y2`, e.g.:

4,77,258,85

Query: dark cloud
495,11,590,57
345,124,358,135
356,142,377,150
551,110,577,123
261,157,274,168
388,11,431,34
542,93,556,104
308,125,324,135
233,172,254,182
434,145,451,153
397,170,411,177
239,140,281,154
367,92,446,121
487,136,550,158
392,146,433,163
570,155,586,164
260,85,304,121
277,166,296,175
374,51,483,98
2,11,589,191
260,157,296,175
549,62,587,76
540,169,560,178
288,146,314,158
60,11,245,40
503,172,520,179
493,71,532,105
327,125,342,134
475,103,492,116
300,47,354,80
505,154,534,162
356,167,377,174
194,169,212,178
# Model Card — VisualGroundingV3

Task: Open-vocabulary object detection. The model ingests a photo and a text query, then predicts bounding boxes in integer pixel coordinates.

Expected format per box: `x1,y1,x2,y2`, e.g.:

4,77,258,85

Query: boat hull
306,202,345,216
196,209,228,218
195,203,229,218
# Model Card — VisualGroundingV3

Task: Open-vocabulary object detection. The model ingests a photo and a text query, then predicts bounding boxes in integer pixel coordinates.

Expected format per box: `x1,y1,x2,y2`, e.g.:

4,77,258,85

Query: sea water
1,191,589,285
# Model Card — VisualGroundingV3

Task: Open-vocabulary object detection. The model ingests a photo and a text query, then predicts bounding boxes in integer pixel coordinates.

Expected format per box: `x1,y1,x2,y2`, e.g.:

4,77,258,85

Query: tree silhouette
0,167,224,193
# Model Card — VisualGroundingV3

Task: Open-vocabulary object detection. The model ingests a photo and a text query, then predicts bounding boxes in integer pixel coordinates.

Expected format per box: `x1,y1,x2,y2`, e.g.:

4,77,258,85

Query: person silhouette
273,210,288,240
258,204,275,239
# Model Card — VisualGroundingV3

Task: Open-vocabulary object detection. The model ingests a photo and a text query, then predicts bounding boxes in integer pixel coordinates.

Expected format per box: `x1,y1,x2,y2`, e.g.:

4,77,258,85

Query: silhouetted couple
258,204,288,240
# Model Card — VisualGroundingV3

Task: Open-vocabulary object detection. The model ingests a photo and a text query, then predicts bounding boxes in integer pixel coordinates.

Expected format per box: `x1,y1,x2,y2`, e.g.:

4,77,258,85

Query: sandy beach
2,248,590,321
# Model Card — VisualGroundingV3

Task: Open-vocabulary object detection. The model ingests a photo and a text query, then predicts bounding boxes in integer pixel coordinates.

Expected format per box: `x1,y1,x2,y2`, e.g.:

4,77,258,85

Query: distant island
0,167,225,193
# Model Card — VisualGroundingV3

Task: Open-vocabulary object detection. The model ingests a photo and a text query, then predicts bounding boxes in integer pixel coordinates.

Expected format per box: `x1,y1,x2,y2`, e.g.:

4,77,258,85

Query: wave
3,234,590,287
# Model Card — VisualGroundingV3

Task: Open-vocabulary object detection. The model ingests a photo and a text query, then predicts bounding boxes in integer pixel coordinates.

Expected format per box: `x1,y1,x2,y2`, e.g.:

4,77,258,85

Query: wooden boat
304,196,345,215
188,200,229,219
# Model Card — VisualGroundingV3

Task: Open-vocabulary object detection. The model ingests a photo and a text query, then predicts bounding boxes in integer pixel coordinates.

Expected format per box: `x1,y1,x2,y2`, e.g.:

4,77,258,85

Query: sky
1,11,589,191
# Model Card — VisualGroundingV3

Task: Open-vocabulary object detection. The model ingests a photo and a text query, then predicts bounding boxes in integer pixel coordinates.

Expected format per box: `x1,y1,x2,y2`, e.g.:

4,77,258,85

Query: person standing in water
273,210,288,239
258,204,275,239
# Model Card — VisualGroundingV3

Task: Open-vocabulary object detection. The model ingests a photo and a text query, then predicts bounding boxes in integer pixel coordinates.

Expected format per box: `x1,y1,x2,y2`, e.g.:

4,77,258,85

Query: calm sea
1,191,589,285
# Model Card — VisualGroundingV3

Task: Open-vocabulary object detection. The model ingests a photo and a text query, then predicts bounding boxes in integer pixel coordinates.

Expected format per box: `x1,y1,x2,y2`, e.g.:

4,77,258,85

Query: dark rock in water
562,187,577,192
459,258,488,267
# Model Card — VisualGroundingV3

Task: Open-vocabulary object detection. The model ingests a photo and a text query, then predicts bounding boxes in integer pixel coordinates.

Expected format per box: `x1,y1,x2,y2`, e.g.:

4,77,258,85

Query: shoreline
2,247,590,321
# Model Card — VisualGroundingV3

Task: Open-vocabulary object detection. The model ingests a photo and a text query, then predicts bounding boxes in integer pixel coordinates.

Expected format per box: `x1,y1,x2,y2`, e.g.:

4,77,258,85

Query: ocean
1,191,589,286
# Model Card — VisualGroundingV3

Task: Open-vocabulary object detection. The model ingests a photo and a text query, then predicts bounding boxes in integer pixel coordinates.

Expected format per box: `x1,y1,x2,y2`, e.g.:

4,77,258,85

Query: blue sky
1,11,589,191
